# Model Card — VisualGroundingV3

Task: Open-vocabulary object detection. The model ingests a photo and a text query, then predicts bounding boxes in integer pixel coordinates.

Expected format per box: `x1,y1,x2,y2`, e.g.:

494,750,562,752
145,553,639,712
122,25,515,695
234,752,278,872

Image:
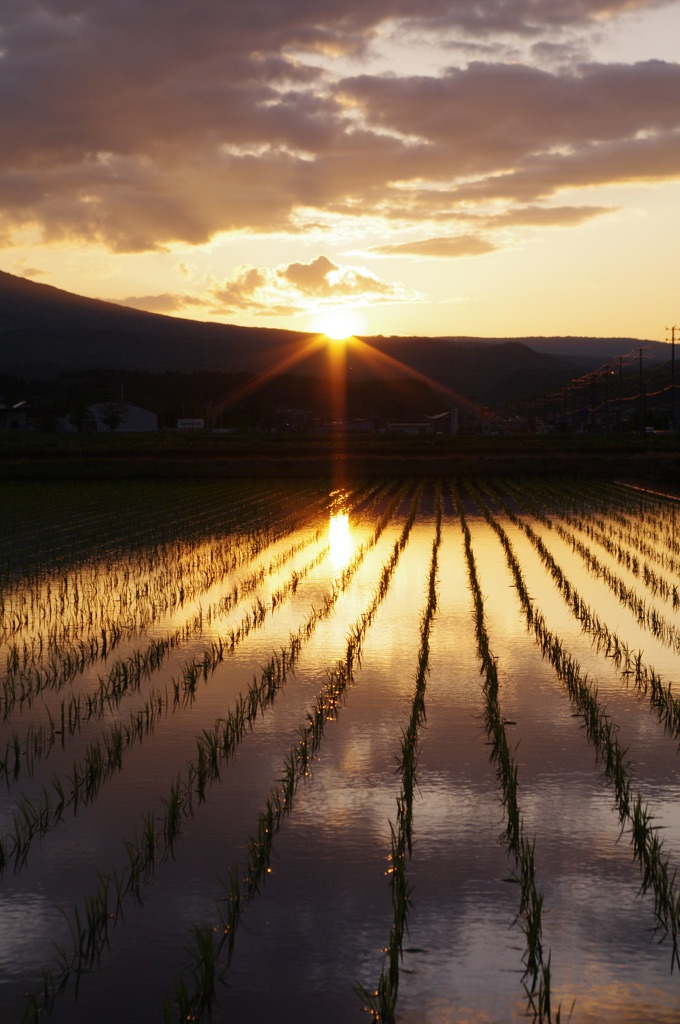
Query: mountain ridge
0,269,663,407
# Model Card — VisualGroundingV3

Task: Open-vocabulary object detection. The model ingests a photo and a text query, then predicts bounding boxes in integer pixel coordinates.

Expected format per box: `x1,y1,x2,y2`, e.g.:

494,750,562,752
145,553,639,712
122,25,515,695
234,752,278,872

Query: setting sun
310,308,366,341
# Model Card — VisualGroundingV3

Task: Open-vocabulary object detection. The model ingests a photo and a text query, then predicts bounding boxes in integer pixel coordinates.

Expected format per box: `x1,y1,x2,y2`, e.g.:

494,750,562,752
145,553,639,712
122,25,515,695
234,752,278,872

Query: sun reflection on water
329,512,351,568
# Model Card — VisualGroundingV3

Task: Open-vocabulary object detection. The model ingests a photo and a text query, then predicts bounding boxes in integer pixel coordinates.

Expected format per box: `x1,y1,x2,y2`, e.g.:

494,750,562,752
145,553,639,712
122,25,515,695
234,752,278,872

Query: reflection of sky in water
0,893,59,978
329,511,351,568
3,487,680,1022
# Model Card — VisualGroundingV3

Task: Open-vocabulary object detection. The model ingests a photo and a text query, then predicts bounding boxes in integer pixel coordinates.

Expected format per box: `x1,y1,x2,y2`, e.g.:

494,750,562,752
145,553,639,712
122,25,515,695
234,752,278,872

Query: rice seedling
498,479,680,658
469,482,680,969
452,483,556,1020
479,479,680,745
161,486,425,1023
7,477,680,1023
358,485,442,1024
15,485,416,1020
0,527,354,867
0,480,345,732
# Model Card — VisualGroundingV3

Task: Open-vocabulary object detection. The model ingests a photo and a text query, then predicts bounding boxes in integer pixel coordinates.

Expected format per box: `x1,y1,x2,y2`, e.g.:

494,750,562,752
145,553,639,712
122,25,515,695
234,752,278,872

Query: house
0,400,30,429
384,420,435,436
383,409,459,436
59,402,158,432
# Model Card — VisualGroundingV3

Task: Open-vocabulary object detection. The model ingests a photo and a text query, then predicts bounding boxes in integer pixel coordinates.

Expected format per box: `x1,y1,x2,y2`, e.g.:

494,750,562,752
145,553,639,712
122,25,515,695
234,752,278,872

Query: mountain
517,336,667,362
0,269,661,406
0,270,303,378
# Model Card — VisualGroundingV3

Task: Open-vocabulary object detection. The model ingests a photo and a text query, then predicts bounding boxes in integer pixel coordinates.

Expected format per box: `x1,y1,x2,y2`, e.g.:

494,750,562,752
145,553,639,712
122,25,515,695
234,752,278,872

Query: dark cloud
339,61,680,160
449,131,680,203
0,2,677,251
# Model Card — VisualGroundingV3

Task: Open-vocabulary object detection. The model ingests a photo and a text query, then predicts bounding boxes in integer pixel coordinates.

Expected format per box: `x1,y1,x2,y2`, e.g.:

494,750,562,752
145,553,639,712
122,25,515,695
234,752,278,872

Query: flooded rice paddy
1,476,680,1022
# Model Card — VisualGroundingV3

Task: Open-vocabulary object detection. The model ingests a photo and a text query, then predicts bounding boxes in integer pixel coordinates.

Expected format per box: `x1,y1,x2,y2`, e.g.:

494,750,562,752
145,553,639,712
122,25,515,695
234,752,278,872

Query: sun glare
329,512,352,568
310,308,366,341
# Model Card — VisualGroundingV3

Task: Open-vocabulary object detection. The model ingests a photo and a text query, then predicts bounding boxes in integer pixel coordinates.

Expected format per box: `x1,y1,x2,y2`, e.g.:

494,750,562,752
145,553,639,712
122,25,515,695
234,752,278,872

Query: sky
1,0,680,341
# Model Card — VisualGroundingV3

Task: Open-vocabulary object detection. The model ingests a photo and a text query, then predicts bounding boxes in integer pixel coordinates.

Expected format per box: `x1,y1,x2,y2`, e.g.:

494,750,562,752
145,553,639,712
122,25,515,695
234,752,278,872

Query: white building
59,402,158,432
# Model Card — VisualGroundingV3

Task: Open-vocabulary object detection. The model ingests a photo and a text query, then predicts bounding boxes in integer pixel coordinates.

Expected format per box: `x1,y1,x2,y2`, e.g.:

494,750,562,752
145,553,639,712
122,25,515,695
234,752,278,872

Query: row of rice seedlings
0,537,332,787
565,511,678,608
502,482,680,659
165,488,425,1023
471,486,680,968
505,479,680,666
18,644,313,1017
480,481,680,744
0,516,329,733
1,521,371,873
0,479,363,715
21,485,422,1022
455,484,556,1021
540,478,680,571
0,477,337,643
513,479,680,610
357,485,442,1024
0,527,276,681
0,490,282,633
0,479,315,588
1,518,291,668
608,484,680,554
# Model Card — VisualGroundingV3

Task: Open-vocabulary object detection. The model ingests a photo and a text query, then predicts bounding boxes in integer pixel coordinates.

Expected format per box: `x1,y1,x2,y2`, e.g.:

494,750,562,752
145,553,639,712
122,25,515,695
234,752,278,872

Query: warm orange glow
310,308,365,341
208,334,329,417
348,336,476,409
329,512,351,568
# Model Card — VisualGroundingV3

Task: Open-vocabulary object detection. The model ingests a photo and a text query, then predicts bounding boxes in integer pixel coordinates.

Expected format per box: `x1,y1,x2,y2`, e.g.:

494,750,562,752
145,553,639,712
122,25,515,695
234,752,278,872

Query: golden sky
1,0,679,340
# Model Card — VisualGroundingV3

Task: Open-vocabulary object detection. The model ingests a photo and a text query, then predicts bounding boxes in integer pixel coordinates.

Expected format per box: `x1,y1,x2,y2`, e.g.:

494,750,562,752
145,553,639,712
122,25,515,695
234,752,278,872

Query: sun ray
208,327,478,427
309,308,366,341
348,337,477,410
209,334,329,418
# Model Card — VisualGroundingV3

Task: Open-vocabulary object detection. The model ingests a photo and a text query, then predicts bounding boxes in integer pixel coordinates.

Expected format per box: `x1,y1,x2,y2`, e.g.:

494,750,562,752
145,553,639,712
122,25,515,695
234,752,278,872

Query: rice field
2,475,680,1023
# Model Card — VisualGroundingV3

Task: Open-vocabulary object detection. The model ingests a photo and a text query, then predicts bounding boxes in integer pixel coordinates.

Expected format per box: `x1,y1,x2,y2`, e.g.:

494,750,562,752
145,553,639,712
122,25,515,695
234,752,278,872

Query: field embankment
2,431,680,483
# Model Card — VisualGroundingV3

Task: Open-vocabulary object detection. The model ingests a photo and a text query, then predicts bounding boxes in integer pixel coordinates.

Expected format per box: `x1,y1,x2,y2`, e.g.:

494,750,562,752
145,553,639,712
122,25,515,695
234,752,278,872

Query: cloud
208,255,408,315
374,235,498,258
280,254,392,295
449,131,680,203
212,267,268,309
488,204,616,226
280,255,339,294
118,293,210,314
0,3,678,253
339,61,680,163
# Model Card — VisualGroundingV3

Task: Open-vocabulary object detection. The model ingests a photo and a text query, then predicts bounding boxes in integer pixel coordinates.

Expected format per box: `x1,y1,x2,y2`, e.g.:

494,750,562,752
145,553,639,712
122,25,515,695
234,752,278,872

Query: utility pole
639,348,645,436
667,325,678,431
618,355,623,433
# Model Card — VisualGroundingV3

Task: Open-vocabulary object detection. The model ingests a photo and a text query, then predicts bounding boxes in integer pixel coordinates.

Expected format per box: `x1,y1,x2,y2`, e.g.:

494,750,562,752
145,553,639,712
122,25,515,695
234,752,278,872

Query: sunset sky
1,0,679,341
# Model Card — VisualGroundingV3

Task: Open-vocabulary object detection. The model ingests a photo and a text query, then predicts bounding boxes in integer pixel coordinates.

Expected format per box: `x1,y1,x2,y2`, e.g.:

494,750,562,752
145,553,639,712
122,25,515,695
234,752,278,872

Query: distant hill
0,270,303,378
513,336,666,362
0,269,664,407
